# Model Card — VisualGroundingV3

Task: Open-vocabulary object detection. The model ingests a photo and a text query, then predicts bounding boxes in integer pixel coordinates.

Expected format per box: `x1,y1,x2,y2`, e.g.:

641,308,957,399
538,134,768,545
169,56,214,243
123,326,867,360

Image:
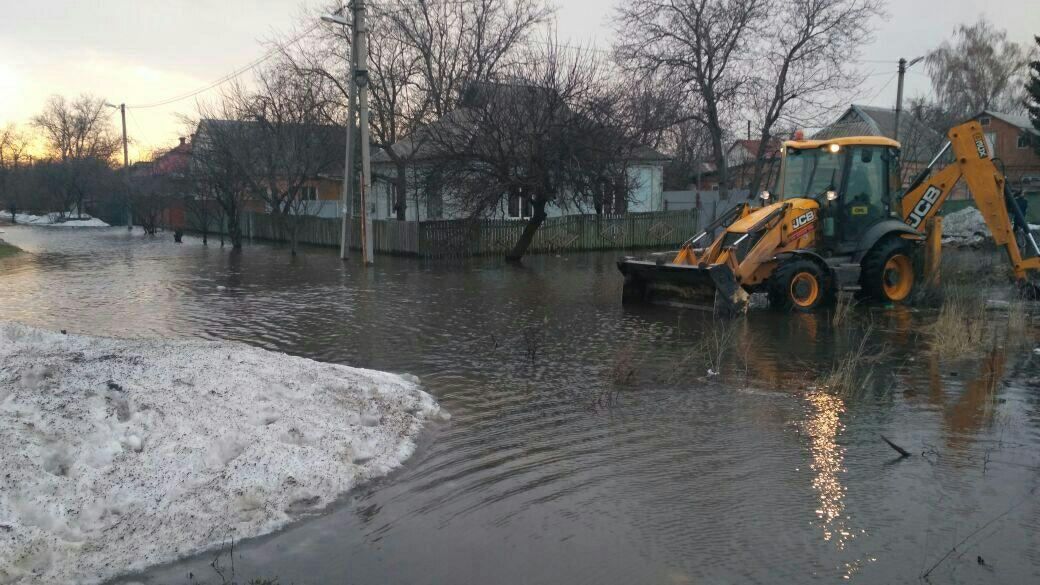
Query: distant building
970,110,1040,197
814,104,946,185
369,83,670,221
191,119,346,218
130,137,194,228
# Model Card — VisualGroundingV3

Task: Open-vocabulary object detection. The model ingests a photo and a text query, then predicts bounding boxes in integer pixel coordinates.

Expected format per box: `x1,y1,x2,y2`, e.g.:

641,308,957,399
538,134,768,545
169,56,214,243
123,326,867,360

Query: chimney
178,137,186,146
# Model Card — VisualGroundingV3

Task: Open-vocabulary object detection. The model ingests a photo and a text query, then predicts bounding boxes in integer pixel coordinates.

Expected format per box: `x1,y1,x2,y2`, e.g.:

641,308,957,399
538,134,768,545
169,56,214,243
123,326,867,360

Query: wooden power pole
120,103,131,230
355,0,374,265
336,11,358,260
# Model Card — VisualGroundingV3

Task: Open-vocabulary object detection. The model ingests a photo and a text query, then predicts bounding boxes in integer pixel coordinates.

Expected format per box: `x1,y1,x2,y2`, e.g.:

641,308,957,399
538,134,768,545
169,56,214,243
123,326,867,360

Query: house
130,136,194,228
813,104,946,187
191,119,346,218
369,85,670,222
970,110,1040,196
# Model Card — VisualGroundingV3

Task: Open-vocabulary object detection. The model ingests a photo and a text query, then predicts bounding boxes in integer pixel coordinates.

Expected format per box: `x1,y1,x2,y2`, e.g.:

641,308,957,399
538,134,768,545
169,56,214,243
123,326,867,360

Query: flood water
2,226,1039,585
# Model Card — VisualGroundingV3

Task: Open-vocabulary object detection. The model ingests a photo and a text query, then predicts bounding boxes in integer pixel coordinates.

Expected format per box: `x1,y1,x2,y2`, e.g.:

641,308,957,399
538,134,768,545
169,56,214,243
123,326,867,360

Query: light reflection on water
1,227,1039,585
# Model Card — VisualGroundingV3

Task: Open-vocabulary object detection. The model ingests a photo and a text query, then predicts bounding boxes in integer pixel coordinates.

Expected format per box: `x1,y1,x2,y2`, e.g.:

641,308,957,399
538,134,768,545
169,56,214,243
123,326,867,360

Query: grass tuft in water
929,290,987,356
819,326,884,398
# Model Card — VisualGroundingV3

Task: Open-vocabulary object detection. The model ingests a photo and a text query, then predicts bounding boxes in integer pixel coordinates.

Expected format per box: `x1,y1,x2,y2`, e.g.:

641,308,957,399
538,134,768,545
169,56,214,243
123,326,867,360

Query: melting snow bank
0,323,443,585
942,206,1040,246
4,212,109,227
942,207,990,245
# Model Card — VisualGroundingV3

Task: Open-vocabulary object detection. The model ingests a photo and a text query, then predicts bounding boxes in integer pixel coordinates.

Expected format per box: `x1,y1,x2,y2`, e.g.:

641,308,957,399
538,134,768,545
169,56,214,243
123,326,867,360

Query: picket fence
233,210,697,258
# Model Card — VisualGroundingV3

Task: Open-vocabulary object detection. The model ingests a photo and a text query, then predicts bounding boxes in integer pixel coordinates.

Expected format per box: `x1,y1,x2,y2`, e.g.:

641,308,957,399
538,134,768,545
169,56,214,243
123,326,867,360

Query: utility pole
894,57,923,144
324,8,358,260
120,104,131,230
356,0,374,265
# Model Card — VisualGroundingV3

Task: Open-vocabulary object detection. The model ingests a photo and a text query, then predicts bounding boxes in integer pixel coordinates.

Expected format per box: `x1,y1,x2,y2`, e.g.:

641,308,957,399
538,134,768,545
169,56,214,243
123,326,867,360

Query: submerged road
2,226,1038,585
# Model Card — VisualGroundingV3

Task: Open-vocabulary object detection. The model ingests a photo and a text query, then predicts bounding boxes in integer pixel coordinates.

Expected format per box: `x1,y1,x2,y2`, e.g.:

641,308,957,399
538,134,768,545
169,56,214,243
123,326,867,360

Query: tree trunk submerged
505,198,547,263
395,162,407,221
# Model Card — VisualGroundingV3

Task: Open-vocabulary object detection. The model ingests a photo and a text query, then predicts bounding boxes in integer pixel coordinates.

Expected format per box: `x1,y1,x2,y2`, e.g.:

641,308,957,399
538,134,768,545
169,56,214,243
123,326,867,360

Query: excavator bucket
618,258,750,315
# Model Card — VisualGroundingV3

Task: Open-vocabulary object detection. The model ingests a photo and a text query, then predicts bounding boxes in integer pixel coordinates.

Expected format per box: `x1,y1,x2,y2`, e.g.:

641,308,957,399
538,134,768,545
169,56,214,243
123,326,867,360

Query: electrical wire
127,21,322,110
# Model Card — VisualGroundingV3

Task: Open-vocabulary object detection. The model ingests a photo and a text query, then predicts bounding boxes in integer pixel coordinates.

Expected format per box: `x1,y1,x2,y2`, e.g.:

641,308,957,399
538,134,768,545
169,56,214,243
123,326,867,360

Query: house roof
195,118,347,176
730,138,781,158
813,104,945,162
975,110,1040,135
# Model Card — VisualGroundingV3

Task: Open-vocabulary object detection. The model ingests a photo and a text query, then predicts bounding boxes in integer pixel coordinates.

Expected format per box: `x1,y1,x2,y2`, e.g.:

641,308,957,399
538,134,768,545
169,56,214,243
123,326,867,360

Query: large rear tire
769,258,833,312
860,237,916,303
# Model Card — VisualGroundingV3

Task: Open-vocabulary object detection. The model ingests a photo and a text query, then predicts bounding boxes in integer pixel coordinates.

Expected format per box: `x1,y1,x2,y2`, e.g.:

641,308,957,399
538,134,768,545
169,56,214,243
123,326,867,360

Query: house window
1018,134,1031,149
301,186,318,201
508,187,531,219
427,190,443,219
980,116,991,126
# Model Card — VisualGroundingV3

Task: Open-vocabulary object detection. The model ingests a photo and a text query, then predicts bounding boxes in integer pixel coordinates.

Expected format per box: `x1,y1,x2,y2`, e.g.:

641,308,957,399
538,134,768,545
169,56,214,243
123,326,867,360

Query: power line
864,72,899,104
127,21,322,110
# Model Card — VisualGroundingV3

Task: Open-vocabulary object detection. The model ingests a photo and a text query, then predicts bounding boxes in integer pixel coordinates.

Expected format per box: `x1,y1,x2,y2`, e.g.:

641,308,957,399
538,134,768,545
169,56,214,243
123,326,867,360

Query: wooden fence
235,210,697,258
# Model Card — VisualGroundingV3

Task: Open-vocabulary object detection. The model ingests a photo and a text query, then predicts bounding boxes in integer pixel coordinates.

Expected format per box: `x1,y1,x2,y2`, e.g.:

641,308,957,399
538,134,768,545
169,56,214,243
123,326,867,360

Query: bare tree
744,0,883,197
1028,36,1040,156
425,41,638,261
926,18,1033,117
281,0,551,221
614,0,766,200
30,95,121,217
131,174,172,235
0,124,32,219
661,118,715,190
189,107,254,250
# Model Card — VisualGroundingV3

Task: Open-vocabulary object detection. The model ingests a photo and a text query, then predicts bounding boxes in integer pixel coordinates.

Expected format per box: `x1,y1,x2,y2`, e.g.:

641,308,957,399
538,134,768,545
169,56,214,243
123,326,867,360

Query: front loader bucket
618,258,749,315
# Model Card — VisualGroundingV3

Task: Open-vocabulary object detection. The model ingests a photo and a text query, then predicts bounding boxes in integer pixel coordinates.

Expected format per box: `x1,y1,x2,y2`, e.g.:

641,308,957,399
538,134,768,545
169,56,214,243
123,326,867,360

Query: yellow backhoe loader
618,121,1040,313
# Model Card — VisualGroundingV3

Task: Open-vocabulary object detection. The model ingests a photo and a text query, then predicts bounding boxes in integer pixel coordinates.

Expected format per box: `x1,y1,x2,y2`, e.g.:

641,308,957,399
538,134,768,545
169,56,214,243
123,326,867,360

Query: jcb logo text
907,185,942,228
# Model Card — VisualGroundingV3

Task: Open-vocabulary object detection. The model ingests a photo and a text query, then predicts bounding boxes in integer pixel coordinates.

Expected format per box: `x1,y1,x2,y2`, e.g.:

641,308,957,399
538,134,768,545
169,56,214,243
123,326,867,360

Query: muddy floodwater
2,226,1039,585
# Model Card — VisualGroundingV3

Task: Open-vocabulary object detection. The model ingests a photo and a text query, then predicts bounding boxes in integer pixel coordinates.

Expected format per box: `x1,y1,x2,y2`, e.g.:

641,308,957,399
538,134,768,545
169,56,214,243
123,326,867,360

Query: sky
1,0,1037,161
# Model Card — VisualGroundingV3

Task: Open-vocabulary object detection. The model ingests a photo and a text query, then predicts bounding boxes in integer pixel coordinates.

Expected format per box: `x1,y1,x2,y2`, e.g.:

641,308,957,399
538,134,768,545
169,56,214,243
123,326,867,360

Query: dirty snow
941,206,1039,246
4,212,109,227
0,323,443,585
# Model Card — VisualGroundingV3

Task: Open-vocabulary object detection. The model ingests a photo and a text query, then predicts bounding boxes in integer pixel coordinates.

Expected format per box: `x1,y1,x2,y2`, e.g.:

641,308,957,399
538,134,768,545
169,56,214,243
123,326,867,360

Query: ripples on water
2,227,1039,585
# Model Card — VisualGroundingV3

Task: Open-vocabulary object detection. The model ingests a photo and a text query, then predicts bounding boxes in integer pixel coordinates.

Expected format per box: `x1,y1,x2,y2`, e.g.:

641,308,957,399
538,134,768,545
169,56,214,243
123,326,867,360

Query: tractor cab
776,136,902,254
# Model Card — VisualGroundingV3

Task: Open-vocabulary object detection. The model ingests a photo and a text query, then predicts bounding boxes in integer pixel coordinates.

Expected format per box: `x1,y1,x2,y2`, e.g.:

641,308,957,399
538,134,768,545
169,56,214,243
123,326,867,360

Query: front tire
860,238,916,303
769,258,832,312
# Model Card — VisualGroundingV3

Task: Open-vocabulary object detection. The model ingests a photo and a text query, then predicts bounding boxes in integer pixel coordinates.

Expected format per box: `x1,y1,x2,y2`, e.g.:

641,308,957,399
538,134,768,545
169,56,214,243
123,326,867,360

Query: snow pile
4,212,109,227
942,207,990,246
53,217,109,228
0,323,443,585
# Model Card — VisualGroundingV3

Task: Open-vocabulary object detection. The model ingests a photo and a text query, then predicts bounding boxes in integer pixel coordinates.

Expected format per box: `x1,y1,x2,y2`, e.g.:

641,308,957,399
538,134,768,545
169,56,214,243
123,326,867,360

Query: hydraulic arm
899,121,1040,285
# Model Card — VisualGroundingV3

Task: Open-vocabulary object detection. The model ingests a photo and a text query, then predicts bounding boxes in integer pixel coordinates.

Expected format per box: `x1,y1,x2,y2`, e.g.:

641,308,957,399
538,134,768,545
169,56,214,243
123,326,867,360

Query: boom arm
899,121,1040,283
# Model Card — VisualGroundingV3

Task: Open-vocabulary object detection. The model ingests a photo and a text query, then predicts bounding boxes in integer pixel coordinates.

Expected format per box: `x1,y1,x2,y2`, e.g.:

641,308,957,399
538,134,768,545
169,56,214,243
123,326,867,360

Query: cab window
844,147,888,217
782,147,844,198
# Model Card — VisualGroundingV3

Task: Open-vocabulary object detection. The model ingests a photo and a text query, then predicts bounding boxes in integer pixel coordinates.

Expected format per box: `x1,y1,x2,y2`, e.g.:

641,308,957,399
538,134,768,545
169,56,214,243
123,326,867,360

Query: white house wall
371,161,666,221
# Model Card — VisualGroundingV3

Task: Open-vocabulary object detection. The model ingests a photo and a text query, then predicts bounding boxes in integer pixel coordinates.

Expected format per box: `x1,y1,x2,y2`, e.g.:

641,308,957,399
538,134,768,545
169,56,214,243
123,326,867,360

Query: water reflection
0,227,1038,585
805,390,851,548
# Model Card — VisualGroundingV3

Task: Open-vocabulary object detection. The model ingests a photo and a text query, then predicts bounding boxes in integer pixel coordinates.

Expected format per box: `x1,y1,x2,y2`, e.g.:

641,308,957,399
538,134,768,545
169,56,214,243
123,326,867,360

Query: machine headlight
826,190,838,201
759,190,771,201
828,143,841,153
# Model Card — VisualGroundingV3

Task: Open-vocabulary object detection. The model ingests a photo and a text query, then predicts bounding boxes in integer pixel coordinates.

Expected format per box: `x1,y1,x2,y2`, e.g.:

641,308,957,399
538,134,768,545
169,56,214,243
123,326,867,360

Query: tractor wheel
860,238,916,303
769,258,832,312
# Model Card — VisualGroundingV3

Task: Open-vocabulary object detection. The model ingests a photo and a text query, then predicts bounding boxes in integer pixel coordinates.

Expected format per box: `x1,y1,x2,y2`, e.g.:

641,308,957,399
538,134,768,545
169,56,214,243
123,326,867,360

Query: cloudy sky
1,0,1037,159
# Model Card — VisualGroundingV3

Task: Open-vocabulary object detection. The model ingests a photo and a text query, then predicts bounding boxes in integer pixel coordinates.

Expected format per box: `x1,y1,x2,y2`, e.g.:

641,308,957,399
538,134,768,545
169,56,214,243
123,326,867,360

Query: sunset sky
2,0,1037,162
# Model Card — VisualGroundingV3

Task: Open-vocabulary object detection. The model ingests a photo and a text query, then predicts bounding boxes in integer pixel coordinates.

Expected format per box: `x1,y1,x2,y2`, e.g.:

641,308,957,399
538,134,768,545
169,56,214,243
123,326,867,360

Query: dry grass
819,326,882,397
831,292,856,327
611,345,636,386
0,240,21,259
699,317,740,376
928,290,988,356
665,317,740,383
1006,298,1028,336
